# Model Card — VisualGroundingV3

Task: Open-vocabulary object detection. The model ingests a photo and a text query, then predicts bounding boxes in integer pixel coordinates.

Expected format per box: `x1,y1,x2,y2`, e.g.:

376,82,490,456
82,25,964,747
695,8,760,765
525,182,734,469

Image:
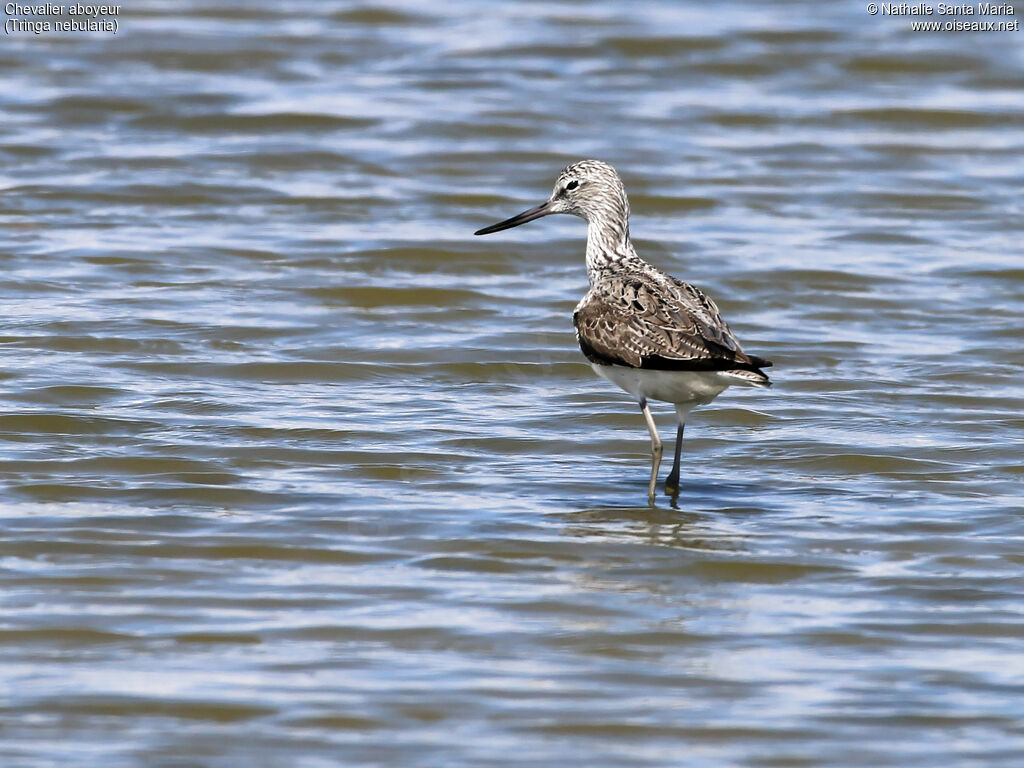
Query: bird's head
474,159,629,235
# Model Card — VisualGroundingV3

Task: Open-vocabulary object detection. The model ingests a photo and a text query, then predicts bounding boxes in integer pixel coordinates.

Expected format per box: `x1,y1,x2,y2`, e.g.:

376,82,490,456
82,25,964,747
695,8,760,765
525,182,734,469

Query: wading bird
475,160,771,504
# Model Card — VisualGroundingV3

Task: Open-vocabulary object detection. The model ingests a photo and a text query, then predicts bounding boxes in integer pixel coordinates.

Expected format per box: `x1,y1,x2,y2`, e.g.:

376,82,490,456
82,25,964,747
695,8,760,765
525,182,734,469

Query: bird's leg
639,398,662,505
665,423,685,496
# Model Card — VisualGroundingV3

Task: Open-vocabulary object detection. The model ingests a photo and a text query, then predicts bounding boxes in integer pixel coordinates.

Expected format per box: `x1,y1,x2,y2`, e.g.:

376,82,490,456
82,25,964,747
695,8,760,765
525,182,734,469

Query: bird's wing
573,272,771,372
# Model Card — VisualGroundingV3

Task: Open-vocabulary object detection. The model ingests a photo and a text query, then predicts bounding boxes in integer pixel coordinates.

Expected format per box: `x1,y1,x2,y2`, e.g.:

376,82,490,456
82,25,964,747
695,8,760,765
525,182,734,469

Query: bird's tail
722,368,772,388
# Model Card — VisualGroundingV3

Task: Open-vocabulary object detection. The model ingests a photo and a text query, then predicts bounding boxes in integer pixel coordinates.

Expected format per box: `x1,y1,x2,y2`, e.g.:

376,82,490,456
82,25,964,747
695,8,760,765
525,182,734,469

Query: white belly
590,364,731,406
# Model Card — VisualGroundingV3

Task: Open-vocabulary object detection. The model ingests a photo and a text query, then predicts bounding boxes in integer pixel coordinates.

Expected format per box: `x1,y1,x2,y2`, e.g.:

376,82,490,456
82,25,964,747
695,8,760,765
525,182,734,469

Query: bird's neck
585,215,640,281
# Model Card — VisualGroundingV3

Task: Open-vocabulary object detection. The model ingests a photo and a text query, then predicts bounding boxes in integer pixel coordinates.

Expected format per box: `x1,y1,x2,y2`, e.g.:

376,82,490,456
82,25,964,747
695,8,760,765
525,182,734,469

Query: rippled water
2,1,1023,766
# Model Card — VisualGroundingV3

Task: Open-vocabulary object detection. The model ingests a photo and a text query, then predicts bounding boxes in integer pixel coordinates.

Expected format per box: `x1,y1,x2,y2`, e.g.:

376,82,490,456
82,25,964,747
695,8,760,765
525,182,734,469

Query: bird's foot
647,473,659,507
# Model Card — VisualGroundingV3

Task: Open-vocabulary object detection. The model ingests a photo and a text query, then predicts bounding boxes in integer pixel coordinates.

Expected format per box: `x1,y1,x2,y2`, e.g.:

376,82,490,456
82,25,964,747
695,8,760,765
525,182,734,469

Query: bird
474,160,771,504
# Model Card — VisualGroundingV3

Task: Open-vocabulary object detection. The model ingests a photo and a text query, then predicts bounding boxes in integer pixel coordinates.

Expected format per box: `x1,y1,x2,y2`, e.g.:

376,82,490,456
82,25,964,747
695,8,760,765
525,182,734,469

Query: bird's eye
565,180,579,191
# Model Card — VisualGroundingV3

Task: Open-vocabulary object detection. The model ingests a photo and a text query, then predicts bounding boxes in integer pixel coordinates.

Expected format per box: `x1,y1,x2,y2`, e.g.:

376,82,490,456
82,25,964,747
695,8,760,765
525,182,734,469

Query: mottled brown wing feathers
573,274,770,373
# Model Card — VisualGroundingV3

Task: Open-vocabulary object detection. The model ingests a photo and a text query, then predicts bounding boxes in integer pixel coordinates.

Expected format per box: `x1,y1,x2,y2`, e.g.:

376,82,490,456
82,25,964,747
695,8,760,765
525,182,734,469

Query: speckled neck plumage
572,165,643,281
584,201,642,279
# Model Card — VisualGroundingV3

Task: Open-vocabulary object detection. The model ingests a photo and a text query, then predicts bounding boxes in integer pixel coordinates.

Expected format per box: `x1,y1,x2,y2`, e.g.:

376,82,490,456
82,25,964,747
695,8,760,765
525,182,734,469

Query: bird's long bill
474,200,556,235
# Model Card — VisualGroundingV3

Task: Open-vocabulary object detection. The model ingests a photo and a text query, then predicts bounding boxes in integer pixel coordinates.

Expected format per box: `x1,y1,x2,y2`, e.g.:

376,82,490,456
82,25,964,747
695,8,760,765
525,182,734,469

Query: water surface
1,1,1023,766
